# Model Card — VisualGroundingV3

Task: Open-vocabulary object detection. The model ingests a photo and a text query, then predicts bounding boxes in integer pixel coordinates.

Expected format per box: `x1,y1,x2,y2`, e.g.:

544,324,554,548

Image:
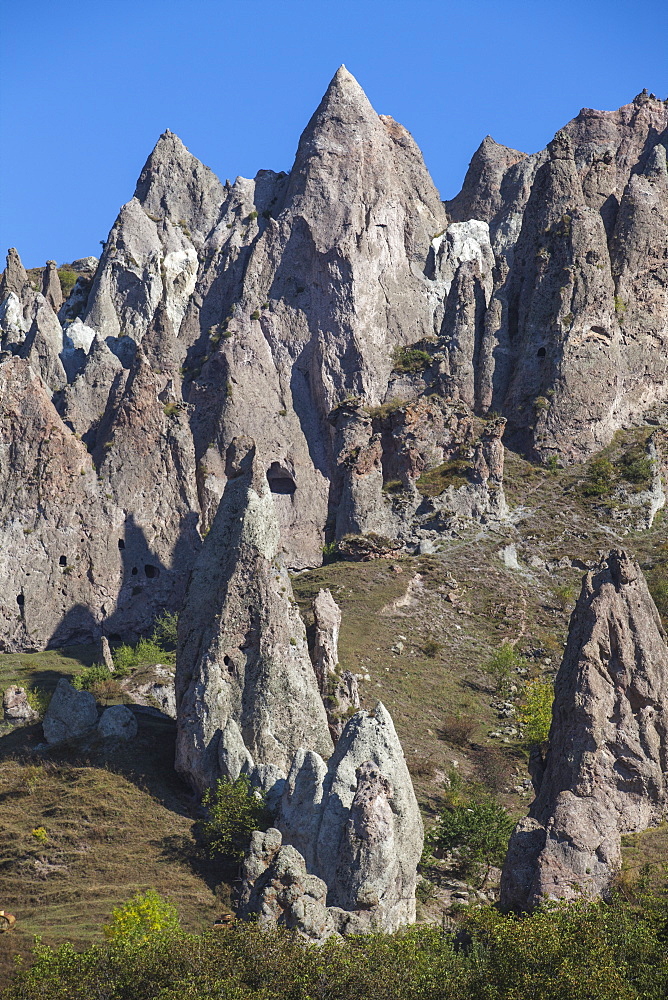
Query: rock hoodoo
240,702,423,941
175,437,333,793
500,550,668,912
311,588,359,740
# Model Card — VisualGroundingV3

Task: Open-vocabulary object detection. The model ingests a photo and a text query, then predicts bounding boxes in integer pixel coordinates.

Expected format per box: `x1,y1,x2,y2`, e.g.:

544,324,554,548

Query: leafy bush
25,686,50,717
103,889,180,945
582,456,615,497
199,775,272,862
112,636,174,675
518,678,554,746
483,642,525,696
617,443,653,489
151,610,178,650
422,638,442,659
427,799,515,883
416,458,471,496
72,664,112,691
391,346,431,373
5,890,668,999
438,713,476,747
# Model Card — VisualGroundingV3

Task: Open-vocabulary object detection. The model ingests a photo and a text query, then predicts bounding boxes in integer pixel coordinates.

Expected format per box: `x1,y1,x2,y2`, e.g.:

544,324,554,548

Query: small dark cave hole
59,555,67,566
223,654,235,675
144,564,159,579
266,461,296,495
118,539,125,550
16,594,24,606
537,347,546,358
131,567,138,576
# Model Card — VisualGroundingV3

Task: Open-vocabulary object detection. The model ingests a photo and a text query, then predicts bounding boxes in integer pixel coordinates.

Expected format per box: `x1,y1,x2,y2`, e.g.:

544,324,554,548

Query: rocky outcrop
500,551,668,912
98,704,138,740
41,261,63,312
42,678,98,744
175,438,332,792
2,686,38,723
311,589,359,740
240,702,423,941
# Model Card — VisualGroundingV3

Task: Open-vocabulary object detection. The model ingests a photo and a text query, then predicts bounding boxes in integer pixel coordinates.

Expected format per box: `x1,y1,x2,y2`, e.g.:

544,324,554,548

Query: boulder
2,685,38,722
42,678,98,744
98,704,138,740
500,550,668,911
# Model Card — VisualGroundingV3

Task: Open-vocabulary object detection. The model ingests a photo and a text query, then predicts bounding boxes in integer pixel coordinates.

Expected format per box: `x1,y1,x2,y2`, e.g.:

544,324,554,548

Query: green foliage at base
5,890,667,999
199,775,272,862
484,642,526,696
518,677,554,746
72,664,113,691
103,889,180,945
427,799,515,883
392,346,432,373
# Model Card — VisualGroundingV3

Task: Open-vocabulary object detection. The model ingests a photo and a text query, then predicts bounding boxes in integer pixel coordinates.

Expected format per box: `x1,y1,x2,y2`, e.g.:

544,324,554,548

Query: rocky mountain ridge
0,69,666,662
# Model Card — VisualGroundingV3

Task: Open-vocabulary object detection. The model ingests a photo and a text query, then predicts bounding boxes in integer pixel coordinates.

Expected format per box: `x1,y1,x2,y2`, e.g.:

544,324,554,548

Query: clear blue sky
1,0,666,268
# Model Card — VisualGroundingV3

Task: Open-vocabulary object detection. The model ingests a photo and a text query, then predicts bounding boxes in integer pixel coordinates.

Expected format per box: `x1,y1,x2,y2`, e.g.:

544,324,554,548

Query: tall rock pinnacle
175,437,333,792
501,550,668,912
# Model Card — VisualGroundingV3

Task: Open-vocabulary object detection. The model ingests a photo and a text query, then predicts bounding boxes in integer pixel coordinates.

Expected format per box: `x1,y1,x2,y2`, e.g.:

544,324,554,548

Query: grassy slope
1,431,668,980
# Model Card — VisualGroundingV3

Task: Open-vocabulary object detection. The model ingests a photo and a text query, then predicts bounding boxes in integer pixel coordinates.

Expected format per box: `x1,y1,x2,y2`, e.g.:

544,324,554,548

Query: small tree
103,889,180,945
518,678,554,746
428,800,514,886
200,775,272,863
484,642,525,697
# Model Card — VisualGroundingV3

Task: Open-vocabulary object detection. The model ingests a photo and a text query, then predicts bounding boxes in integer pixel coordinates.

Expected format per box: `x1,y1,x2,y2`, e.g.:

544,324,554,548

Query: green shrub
427,799,515,884
391,346,431,373
199,775,272,862
518,678,554,746
483,642,525,696
422,638,442,659
72,664,112,690
25,686,50,717
103,889,180,945
617,444,653,489
582,456,615,497
250,309,261,320
57,269,78,297
151,610,178,650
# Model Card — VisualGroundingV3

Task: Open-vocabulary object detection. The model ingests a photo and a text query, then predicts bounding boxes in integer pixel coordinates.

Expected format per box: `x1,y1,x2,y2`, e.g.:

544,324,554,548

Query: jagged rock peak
446,135,527,224
175,437,333,792
0,248,29,299
133,127,226,239
500,549,668,912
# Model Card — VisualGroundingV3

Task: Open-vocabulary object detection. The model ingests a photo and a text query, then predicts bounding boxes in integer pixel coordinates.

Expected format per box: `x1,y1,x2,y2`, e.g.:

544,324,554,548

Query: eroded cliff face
1,73,666,650
500,550,668,912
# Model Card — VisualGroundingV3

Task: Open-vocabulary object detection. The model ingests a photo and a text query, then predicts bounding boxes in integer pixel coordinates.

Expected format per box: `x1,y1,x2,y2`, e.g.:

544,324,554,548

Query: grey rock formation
239,829,336,942
100,636,115,672
98,704,138,740
2,685,38,722
311,589,359,740
501,550,668,912
41,261,63,311
42,678,98,744
175,438,332,792
241,702,423,940
120,665,176,718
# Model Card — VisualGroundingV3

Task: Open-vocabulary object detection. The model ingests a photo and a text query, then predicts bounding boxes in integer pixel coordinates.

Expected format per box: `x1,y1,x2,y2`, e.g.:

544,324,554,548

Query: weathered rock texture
501,550,668,912
240,702,423,941
2,686,38,722
175,438,332,792
311,589,359,739
42,678,98,744
1,76,666,651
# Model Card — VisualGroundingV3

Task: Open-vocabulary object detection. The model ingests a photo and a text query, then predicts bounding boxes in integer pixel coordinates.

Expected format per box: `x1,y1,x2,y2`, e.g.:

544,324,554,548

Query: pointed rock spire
500,550,668,912
134,129,226,241
446,135,527,225
0,248,29,300
175,437,333,792
41,260,63,311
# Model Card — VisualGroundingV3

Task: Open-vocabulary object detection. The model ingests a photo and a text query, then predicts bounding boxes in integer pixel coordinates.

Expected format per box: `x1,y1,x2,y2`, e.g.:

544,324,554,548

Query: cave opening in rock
16,594,24,607
59,555,67,566
537,347,546,357
118,539,125,550
266,462,296,495
144,564,159,579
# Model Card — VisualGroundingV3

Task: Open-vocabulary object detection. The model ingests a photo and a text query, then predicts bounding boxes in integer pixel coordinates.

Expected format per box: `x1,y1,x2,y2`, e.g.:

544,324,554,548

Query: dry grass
0,716,224,987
